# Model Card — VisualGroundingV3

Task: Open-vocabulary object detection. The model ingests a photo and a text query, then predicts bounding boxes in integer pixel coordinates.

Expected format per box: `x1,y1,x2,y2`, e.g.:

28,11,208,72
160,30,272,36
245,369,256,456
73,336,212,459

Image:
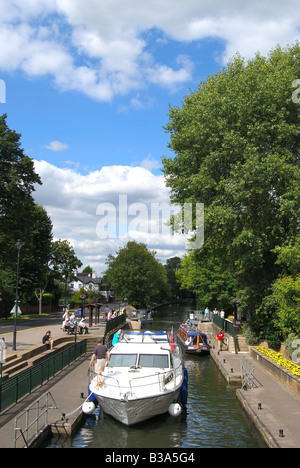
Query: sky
1,0,300,276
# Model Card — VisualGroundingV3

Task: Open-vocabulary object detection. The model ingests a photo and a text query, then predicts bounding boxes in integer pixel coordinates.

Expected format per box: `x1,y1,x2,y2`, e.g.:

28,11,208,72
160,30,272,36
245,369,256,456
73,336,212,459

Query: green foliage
241,323,261,346
105,241,170,308
162,44,300,336
72,287,88,303
0,115,83,313
50,239,82,281
42,293,54,305
0,114,53,306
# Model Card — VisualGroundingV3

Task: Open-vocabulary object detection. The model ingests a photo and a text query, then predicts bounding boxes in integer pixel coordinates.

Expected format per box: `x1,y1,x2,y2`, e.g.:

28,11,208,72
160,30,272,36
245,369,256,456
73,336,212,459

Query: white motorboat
88,330,185,426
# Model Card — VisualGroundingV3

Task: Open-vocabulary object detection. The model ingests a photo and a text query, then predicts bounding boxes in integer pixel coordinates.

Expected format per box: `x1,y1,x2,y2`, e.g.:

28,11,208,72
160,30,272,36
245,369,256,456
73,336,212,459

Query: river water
44,305,265,448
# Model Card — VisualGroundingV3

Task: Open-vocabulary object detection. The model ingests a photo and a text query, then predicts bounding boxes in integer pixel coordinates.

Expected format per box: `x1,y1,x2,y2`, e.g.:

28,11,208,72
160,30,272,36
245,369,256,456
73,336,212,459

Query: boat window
107,354,137,367
138,354,169,368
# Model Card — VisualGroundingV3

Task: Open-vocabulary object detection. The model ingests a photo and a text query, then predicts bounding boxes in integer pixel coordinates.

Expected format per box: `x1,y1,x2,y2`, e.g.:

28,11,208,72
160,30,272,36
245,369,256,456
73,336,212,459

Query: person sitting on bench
78,318,89,334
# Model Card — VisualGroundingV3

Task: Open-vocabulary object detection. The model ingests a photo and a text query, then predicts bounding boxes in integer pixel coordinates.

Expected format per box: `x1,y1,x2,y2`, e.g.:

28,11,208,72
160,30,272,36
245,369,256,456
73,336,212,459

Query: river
44,305,266,448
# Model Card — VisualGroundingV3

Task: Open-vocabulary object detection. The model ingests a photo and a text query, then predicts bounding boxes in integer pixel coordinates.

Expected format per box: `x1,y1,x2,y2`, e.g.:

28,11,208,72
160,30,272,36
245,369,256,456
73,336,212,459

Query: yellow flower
255,347,300,378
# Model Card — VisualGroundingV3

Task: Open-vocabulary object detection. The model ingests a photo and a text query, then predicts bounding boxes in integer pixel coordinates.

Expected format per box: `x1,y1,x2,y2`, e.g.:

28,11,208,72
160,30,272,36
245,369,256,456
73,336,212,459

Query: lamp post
12,239,22,351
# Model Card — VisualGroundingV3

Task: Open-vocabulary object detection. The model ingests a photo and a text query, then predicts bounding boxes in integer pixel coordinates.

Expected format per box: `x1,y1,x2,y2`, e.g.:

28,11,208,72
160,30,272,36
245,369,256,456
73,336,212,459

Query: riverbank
209,344,300,448
1,313,300,448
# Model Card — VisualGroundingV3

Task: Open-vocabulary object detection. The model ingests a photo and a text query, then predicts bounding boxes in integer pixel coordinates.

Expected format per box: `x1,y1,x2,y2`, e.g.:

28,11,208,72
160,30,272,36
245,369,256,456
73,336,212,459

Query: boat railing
89,362,183,397
89,368,121,391
129,363,182,394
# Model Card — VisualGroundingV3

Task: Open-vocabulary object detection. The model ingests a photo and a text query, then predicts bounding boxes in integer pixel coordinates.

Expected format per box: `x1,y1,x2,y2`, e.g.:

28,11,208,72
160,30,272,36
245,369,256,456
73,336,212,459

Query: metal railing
88,345,183,398
14,391,65,448
241,357,256,390
0,340,87,413
103,314,127,345
213,315,238,354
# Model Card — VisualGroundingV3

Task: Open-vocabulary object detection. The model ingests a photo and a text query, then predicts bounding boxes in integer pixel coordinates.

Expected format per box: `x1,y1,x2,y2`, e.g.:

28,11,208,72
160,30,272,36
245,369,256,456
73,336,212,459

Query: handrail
103,314,126,344
89,361,183,398
0,340,87,413
213,315,238,354
14,391,65,448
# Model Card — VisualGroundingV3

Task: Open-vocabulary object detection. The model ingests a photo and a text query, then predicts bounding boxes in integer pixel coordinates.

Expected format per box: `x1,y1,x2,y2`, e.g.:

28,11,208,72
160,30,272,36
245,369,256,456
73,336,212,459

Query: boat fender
168,403,182,417
180,367,188,405
88,384,98,404
82,401,96,415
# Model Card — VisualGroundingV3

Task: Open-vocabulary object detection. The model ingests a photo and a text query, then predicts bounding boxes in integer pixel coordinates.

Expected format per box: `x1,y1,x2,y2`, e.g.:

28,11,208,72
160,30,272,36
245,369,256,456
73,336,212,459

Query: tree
165,257,182,299
266,240,300,336
0,114,41,261
23,204,53,312
162,44,300,332
0,114,55,312
50,239,82,307
105,241,169,308
50,239,82,281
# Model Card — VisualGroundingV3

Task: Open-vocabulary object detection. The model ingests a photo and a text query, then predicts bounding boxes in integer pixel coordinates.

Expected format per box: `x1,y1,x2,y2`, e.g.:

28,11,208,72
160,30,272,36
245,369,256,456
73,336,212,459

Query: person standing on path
89,338,110,374
217,329,224,351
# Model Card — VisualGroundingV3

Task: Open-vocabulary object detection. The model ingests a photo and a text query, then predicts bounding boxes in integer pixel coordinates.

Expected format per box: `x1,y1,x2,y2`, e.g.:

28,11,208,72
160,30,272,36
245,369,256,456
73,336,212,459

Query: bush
42,293,54,305
241,323,261,346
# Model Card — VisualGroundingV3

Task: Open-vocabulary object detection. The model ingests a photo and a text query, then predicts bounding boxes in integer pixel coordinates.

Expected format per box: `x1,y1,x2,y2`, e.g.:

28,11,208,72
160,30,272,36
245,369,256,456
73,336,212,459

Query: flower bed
255,347,300,378
250,347,300,398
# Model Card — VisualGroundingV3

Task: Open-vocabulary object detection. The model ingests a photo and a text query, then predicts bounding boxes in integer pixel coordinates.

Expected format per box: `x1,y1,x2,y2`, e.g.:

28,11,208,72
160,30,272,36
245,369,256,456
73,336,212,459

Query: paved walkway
0,317,105,448
210,346,300,448
0,314,104,355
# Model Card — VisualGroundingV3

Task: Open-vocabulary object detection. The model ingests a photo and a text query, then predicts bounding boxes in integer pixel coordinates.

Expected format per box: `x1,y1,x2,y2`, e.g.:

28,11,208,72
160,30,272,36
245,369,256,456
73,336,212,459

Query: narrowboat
177,323,210,355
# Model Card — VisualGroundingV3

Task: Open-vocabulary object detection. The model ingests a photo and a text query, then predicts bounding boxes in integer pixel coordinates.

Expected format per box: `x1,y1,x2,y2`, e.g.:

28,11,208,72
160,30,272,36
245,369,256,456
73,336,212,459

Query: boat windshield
107,354,137,367
138,354,169,368
106,353,169,368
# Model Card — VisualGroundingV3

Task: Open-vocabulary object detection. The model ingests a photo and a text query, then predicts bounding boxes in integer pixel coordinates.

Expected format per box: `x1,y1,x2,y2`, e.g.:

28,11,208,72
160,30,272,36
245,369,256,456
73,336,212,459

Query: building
69,272,114,302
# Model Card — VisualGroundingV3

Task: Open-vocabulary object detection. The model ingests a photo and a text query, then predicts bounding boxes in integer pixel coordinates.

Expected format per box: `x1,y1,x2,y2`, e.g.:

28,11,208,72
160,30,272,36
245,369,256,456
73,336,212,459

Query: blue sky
1,0,300,275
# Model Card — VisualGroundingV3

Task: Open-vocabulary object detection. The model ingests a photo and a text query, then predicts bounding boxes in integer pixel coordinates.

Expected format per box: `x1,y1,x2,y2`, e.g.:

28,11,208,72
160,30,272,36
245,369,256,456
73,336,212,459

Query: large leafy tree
50,239,82,282
105,241,169,308
49,239,82,309
0,113,41,261
0,114,54,309
162,44,300,333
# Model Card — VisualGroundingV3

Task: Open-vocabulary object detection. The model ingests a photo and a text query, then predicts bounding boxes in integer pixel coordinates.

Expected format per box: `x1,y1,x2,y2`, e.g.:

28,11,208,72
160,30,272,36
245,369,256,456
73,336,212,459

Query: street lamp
12,239,23,351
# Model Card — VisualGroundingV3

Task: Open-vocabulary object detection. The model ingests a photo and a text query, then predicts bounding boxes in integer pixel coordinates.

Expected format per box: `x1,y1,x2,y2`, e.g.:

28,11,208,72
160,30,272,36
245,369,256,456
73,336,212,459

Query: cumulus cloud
33,160,187,274
1,0,300,101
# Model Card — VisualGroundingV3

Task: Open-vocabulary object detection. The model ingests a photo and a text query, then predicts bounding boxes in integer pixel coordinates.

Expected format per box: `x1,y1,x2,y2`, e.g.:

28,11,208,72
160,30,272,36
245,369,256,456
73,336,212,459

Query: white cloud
44,141,69,152
1,0,300,101
140,155,161,171
33,160,187,274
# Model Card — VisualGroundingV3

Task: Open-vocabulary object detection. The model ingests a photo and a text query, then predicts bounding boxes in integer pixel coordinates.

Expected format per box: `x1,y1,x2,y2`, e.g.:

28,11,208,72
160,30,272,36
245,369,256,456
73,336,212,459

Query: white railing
89,361,183,398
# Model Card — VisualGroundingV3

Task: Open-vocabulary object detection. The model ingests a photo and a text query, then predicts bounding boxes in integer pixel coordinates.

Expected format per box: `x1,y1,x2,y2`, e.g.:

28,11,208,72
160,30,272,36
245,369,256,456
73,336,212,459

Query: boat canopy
187,331,205,339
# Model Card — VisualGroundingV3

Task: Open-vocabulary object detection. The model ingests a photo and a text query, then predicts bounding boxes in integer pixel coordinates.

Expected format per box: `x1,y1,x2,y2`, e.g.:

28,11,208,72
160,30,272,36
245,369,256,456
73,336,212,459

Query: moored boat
88,330,185,426
177,323,210,355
